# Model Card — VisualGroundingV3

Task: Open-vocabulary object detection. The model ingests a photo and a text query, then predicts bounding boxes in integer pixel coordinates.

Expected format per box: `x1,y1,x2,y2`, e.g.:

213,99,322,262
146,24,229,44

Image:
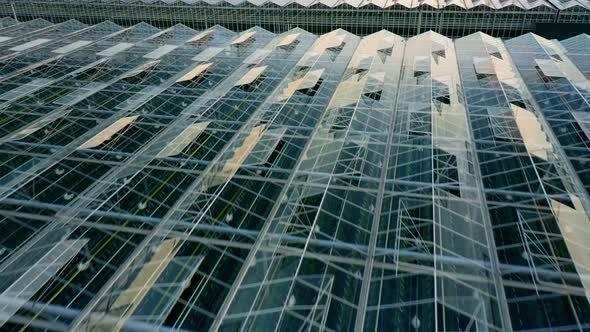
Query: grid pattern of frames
0,19,589,332
0,0,587,38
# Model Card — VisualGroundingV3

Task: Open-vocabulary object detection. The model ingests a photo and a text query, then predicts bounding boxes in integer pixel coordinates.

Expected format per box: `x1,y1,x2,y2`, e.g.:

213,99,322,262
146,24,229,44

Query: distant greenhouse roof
1,0,588,39
30,0,590,9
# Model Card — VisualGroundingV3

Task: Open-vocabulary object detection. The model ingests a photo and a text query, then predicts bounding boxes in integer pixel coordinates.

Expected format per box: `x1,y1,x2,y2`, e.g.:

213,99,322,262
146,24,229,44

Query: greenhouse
0,18,589,331
0,0,588,38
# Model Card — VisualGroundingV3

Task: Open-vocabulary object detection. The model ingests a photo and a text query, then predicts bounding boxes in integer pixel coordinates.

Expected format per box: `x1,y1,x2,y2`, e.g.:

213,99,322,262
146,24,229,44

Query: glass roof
0,18,589,332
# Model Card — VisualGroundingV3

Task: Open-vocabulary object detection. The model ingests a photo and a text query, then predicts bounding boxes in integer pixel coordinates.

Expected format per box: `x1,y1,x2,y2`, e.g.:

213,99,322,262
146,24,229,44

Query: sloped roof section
2,20,590,332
